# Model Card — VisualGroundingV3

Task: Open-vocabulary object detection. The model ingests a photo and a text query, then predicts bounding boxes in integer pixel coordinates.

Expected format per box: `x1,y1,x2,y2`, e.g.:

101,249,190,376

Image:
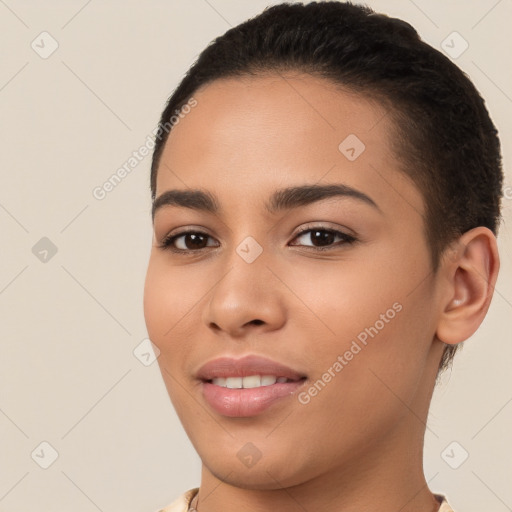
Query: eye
289,227,357,250
158,226,357,254
159,230,218,253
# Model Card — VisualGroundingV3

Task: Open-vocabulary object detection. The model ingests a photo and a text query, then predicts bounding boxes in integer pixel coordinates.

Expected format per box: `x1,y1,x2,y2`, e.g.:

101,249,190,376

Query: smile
211,375,298,388
197,355,307,417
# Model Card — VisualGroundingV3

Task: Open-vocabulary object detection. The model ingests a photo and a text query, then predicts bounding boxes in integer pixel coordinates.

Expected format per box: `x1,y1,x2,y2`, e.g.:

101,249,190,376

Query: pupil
186,233,207,249
312,230,334,246
182,231,336,250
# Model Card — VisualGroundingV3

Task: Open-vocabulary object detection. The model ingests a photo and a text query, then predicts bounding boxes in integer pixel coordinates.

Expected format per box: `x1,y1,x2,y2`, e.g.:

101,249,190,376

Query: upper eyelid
293,223,354,237
164,223,350,240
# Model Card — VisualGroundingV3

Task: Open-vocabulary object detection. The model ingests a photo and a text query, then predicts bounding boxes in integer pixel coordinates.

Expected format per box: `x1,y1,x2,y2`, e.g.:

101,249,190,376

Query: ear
436,227,500,345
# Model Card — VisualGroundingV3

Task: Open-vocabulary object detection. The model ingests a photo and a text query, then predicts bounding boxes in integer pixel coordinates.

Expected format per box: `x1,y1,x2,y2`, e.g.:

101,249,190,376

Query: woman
143,2,502,511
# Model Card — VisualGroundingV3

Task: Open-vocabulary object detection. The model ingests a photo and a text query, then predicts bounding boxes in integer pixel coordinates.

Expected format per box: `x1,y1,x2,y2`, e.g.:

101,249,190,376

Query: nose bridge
202,238,286,336
219,229,270,291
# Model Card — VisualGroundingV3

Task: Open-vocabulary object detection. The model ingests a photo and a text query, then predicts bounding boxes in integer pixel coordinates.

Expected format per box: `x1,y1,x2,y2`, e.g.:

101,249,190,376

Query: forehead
156,73,423,220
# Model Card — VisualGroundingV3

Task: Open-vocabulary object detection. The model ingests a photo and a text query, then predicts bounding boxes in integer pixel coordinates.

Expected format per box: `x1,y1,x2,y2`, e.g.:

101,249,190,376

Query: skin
143,73,499,512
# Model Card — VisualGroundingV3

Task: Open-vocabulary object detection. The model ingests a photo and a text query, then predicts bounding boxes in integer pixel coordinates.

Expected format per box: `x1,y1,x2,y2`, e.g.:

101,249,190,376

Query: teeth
211,375,286,388
225,377,243,389
243,375,262,388
261,375,278,386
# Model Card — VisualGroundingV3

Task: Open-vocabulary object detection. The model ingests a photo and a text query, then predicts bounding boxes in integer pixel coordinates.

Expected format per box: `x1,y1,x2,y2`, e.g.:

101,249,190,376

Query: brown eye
290,228,356,250
309,230,336,246
160,230,218,252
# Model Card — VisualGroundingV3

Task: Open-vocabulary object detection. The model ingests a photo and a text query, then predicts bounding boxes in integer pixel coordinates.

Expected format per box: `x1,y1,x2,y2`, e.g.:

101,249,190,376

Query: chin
206,463,299,490
200,445,318,490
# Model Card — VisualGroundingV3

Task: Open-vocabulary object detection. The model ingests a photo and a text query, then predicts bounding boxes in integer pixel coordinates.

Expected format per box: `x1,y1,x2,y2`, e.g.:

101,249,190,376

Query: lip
197,354,306,381
197,355,307,418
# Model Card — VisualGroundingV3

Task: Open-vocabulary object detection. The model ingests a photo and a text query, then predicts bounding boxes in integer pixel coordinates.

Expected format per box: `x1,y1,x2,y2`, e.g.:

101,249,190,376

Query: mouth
208,375,302,388
197,355,307,417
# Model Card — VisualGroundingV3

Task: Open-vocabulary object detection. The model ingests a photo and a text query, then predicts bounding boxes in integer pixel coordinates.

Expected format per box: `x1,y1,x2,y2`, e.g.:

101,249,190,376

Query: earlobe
436,227,500,345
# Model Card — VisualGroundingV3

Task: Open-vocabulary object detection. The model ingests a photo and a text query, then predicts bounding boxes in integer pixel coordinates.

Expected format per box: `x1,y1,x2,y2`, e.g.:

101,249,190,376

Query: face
144,74,445,489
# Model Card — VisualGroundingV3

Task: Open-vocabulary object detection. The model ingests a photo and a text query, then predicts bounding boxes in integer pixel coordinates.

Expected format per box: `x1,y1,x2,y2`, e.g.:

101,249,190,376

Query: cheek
143,262,193,406
143,255,216,405
289,247,435,404
313,294,434,429
143,255,205,344
292,307,432,464
278,252,407,352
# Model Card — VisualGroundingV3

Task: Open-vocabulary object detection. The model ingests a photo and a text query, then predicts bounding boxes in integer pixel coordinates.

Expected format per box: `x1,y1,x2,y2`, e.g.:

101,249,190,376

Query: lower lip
202,380,306,417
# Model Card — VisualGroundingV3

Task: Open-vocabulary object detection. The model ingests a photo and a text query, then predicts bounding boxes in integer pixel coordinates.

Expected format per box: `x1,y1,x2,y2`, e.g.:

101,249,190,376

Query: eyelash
158,226,357,254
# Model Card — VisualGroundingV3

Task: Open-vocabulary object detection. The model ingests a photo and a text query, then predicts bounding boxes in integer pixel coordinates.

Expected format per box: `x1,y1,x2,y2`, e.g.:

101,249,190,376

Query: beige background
0,1,510,511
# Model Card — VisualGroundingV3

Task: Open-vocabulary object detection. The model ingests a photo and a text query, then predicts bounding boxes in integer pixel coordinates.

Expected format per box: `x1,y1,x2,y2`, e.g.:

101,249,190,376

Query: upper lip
196,355,306,381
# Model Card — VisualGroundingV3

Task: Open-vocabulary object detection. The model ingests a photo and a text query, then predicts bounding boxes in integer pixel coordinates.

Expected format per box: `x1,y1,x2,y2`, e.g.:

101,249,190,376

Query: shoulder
435,493,456,512
156,489,455,512
156,488,199,512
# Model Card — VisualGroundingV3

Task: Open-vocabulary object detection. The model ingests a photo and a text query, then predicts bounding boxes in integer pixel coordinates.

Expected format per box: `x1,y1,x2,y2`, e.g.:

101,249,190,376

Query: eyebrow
151,183,381,220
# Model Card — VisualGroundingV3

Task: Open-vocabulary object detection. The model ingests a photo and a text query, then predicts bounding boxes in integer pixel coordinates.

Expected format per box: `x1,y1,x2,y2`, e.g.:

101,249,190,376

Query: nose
202,252,287,339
